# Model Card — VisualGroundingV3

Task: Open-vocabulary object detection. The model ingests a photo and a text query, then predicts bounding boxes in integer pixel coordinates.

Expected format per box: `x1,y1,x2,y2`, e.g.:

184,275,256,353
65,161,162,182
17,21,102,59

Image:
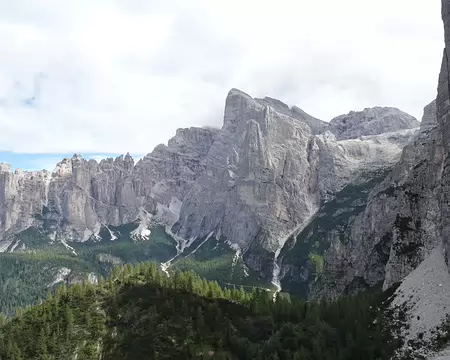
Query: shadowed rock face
0,88,419,280
439,0,450,272
311,101,441,299
312,0,450,301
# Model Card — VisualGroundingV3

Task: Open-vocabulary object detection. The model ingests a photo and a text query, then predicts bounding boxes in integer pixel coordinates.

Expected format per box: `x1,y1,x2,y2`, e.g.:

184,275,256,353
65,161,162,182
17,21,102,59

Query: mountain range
2,0,450,358
0,89,421,295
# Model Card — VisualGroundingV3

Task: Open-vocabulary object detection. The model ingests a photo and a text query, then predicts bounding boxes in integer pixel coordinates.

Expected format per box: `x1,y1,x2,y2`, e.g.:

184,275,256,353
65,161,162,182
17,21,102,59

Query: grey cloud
149,11,242,87
0,0,444,155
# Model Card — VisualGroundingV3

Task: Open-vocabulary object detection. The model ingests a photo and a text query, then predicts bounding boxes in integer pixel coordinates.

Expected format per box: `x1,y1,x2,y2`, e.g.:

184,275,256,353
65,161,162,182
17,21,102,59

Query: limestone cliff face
310,102,441,299
438,0,450,272
173,89,320,277
173,89,419,279
0,165,51,244
354,4,450,356
328,107,420,140
0,88,419,282
311,0,450,303
0,126,219,245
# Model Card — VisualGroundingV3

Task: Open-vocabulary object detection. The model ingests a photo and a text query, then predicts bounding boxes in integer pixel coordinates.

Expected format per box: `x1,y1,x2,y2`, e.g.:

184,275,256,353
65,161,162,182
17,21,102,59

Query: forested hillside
0,224,274,316
0,262,401,360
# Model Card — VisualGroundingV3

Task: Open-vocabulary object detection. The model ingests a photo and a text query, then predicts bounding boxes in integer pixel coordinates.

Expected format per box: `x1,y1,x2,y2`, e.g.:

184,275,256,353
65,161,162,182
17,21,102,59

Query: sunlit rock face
0,88,419,283
173,89,419,279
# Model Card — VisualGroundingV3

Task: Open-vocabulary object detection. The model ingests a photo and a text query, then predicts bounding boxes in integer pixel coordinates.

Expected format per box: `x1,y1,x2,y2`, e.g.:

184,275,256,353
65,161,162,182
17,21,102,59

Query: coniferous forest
0,261,401,360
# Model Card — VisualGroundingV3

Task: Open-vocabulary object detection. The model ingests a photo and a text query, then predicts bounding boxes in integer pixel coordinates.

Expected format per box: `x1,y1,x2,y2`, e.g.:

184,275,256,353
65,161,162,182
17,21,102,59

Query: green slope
280,169,390,298
0,262,401,360
0,225,177,315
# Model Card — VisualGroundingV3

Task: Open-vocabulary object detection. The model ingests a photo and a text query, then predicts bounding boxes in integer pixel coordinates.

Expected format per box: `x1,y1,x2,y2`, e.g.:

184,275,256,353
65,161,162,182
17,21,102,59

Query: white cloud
0,0,444,154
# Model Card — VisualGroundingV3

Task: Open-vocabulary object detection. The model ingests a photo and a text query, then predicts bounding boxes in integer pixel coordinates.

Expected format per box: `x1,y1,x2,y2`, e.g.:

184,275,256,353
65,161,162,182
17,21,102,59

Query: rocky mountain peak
0,163,12,173
0,87,422,298
112,154,135,171
71,153,84,161
255,96,291,114
222,88,264,133
224,88,328,136
420,100,438,131
52,158,73,177
168,127,219,156
328,106,420,140
291,106,328,135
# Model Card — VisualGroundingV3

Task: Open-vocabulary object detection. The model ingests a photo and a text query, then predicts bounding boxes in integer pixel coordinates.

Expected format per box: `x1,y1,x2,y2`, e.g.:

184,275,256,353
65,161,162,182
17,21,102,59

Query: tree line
0,262,400,360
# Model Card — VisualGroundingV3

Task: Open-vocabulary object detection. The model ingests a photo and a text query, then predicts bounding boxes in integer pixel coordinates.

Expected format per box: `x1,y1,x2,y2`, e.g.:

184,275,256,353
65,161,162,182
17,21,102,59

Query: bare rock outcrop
0,88,420,283
173,90,419,279
310,101,440,298
328,107,420,141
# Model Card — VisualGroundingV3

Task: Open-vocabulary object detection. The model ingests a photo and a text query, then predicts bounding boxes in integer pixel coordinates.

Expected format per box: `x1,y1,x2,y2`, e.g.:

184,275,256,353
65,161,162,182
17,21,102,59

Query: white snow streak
61,239,77,256
105,225,118,241
131,208,153,241
271,224,306,298
8,240,21,252
43,173,51,207
230,243,242,277
187,231,214,257
161,231,214,277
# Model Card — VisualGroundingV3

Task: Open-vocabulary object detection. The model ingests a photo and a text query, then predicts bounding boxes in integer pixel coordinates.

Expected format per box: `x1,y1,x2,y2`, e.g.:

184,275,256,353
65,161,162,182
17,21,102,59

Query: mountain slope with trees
0,262,401,360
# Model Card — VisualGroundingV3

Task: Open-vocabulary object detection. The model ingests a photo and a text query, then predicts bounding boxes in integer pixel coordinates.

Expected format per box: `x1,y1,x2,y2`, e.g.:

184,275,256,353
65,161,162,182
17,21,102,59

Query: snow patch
271,223,307,297
61,239,77,256
232,147,239,163
105,225,118,241
48,232,56,242
43,173,51,207
230,243,242,277
180,235,197,254
160,260,172,277
271,262,282,300
215,228,222,241
9,240,21,252
165,226,188,255
243,266,249,277
160,226,187,276
161,230,213,277
131,208,153,241
188,231,214,257
92,223,102,241
82,229,93,242
230,243,241,262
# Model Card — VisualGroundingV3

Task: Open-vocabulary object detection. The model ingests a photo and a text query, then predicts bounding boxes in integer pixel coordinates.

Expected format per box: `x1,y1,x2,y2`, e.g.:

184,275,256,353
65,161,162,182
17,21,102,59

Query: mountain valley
1,0,450,358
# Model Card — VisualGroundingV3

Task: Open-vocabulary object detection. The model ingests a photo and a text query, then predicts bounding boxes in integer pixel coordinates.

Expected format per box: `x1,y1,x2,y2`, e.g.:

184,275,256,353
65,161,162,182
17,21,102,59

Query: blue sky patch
0,152,145,171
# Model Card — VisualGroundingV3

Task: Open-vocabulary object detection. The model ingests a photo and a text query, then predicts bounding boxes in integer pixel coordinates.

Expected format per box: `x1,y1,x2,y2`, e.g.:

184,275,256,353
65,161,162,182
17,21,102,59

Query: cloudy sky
0,0,444,170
